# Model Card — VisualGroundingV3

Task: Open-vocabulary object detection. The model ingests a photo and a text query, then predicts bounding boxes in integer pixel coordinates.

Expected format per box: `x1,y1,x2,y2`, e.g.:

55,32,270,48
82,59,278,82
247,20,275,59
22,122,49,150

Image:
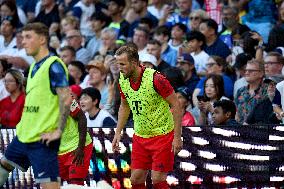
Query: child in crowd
80,87,117,128
212,99,238,126
176,86,195,126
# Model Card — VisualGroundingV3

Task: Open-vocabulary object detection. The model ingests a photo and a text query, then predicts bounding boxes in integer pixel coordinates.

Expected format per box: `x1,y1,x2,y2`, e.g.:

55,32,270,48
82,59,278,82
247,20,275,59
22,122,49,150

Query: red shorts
131,131,174,172
58,143,93,181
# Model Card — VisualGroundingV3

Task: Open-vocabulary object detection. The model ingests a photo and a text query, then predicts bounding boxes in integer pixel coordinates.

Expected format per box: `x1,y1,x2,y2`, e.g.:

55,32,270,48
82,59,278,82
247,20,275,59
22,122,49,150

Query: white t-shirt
85,109,117,128
0,36,16,53
191,50,209,73
74,1,95,37
0,48,34,65
147,4,167,20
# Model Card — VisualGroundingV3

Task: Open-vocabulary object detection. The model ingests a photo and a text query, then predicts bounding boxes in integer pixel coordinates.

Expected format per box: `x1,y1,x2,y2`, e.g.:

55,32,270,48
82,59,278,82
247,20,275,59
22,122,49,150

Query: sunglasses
190,16,200,20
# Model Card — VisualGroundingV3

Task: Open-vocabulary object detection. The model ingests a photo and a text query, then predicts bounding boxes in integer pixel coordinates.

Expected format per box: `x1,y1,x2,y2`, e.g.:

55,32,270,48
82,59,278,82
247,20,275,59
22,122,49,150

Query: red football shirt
0,92,25,128
119,66,174,99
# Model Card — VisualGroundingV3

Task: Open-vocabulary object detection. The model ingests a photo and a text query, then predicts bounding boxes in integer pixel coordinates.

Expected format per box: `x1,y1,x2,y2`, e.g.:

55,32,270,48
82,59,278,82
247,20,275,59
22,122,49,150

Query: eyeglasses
244,69,260,73
264,61,280,65
190,16,200,20
66,35,80,40
4,80,16,84
206,62,217,67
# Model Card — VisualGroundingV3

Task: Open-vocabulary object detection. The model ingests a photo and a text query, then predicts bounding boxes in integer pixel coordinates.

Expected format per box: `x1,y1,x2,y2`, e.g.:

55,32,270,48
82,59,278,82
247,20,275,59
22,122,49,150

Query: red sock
132,183,146,189
153,181,169,189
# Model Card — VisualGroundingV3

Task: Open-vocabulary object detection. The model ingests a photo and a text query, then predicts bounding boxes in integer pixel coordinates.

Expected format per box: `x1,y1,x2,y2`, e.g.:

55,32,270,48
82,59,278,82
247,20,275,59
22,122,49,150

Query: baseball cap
234,53,252,69
86,60,107,74
263,75,284,84
70,85,82,97
139,53,157,66
177,86,191,100
1,16,17,28
177,53,194,64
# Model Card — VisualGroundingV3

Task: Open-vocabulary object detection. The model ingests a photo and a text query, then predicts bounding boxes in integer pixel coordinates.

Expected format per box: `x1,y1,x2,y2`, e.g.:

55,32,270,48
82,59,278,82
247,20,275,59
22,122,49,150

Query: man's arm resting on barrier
112,98,130,152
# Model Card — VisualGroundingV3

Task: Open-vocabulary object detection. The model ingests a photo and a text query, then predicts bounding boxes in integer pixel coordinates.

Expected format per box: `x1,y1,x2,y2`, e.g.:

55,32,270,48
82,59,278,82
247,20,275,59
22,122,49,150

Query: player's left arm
154,72,183,154
165,92,183,154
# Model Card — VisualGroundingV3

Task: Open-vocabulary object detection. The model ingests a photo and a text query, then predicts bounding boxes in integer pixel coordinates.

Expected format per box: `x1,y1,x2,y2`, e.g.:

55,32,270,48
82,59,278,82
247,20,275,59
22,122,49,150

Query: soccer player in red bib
112,44,183,189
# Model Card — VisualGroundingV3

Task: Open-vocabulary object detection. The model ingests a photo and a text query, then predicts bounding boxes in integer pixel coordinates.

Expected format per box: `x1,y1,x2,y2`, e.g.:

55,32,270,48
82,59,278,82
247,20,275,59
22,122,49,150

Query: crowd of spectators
0,0,284,128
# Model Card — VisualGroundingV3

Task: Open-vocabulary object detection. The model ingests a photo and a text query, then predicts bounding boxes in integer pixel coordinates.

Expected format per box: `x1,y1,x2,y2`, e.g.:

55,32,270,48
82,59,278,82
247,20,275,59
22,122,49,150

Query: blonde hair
61,16,79,29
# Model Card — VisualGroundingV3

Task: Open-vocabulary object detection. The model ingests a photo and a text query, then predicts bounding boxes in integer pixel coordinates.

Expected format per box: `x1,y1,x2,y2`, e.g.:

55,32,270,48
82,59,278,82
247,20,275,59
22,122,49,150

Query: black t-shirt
35,4,60,27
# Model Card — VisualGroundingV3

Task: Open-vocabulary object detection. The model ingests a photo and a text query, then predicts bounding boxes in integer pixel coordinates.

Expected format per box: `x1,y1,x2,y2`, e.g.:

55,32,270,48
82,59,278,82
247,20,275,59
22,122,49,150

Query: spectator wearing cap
70,84,82,100
80,87,117,128
176,53,199,96
154,26,177,67
85,60,109,107
233,53,252,97
0,29,34,71
176,86,195,126
66,29,92,65
139,53,157,69
87,11,111,59
184,30,209,77
108,0,130,42
146,39,171,72
0,16,16,52
168,23,187,51
199,19,231,60
264,52,284,77
264,76,284,102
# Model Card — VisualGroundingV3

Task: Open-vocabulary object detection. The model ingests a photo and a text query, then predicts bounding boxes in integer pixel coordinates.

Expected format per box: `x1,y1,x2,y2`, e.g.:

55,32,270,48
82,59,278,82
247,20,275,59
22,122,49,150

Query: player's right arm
112,97,130,152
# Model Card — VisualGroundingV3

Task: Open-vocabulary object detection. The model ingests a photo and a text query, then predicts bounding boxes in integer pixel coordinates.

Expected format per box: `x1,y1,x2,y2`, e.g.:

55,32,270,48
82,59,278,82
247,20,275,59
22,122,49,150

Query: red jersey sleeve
118,83,126,99
70,98,80,117
153,72,174,99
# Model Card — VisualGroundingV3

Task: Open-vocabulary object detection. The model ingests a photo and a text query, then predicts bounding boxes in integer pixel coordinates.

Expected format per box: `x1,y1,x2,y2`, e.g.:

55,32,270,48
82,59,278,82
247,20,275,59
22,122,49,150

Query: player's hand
72,147,84,165
172,136,183,155
40,129,62,146
112,133,121,152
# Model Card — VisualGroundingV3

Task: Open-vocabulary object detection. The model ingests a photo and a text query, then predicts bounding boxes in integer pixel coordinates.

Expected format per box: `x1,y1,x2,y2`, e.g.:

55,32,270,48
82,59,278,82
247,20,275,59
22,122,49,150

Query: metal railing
1,125,284,188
